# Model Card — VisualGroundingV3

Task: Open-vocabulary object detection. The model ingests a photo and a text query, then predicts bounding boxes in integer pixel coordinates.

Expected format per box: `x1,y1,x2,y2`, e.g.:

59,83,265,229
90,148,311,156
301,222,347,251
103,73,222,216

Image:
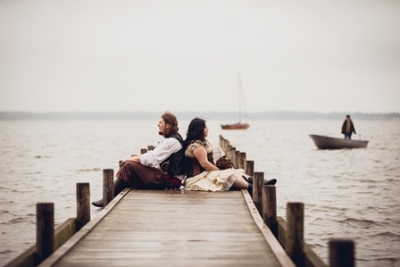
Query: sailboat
221,72,250,130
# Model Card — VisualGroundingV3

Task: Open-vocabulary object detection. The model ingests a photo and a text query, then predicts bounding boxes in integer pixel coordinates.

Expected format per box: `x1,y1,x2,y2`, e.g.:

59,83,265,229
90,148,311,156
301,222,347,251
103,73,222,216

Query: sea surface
0,119,399,267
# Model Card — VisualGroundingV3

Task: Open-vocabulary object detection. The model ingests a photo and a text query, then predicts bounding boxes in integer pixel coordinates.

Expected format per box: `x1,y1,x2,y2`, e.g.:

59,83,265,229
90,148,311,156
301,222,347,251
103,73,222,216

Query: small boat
221,122,250,130
309,134,369,149
221,72,249,130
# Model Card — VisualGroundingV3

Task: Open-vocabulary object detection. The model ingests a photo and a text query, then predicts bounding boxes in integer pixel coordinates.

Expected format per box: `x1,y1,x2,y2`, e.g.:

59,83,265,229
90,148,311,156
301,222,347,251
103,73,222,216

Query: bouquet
216,155,234,170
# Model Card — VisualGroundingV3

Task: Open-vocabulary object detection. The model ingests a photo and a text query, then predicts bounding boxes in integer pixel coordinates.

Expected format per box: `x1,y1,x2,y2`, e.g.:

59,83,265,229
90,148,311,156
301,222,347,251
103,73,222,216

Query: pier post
235,150,240,168
230,147,236,167
219,135,224,149
262,185,277,237
76,183,90,231
286,202,305,267
36,203,54,263
224,139,230,151
226,144,231,157
329,239,355,267
103,169,114,207
252,172,264,212
246,160,254,177
239,152,246,170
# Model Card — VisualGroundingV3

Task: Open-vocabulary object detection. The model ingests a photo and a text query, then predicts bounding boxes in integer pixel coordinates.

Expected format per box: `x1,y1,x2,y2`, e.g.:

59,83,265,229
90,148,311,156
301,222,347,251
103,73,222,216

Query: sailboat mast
238,72,242,123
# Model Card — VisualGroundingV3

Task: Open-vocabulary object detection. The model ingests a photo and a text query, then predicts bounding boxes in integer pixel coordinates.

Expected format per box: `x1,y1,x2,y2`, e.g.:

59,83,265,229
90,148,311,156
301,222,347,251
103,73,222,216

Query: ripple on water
370,231,400,239
76,167,101,172
338,217,381,228
1,217,27,225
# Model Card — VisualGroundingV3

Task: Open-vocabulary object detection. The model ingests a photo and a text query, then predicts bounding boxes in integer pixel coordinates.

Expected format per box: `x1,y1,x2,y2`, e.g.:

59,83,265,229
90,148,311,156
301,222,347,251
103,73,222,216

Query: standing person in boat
183,117,276,192
92,111,186,208
341,114,357,140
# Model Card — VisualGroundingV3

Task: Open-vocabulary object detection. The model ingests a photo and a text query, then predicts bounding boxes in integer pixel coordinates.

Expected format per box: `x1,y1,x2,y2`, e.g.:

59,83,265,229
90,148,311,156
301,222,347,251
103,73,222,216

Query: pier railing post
76,183,90,231
36,202,54,264
329,239,355,267
230,147,236,167
246,160,254,177
262,185,277,237
286,202,305,267
239,152,246,170
235,150,240,168
103,169,114,207
252,172,264,212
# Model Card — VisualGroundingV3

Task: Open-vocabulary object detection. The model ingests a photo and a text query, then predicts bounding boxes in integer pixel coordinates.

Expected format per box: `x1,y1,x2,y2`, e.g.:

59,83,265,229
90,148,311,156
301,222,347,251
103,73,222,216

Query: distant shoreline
1,111,399,120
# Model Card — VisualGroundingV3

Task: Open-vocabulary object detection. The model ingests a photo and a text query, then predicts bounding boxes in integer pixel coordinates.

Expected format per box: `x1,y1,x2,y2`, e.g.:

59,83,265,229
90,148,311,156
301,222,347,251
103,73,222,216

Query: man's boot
91,178,129,208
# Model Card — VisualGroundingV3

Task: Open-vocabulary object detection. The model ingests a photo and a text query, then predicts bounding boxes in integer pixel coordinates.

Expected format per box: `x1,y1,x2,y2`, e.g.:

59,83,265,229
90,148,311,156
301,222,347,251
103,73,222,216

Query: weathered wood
239,152,246,170
235,150,240,168
38,190,294,267
241,190,296,267
262,185,277,237
76,183,90,231
329,239,355,267
229,146,235,166
286,202,305,267
102,169,114,207
4,245,36,267
39,188,131,267
246,160,254,176
277,217,328,267
54,218,77,251
252,172,264,213
4,218,77,267
36,203,54,264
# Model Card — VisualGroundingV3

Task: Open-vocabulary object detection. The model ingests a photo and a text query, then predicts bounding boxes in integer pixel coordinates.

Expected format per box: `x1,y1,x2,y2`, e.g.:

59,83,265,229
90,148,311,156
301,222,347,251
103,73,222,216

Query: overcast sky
1,0,399,114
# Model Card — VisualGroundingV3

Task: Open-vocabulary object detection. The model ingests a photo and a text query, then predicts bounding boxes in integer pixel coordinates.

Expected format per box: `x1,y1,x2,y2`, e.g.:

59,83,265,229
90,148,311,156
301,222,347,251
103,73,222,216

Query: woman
183,118,250,191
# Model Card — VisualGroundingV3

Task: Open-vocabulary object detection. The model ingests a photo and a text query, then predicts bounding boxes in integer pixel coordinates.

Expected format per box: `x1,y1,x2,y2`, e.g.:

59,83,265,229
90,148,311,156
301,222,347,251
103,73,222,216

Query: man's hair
161,111,179,137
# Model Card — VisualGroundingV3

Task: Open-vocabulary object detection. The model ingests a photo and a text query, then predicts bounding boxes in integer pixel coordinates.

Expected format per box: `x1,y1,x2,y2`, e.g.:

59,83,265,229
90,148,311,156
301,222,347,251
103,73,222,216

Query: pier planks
39,190,289,267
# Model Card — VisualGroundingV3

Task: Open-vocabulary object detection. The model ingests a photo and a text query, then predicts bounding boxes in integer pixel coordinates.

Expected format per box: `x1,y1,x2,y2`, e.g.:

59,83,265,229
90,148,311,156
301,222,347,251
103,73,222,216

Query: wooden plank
241,189,296,267
38,188,131,267
5,218,77,267
39,190,293,267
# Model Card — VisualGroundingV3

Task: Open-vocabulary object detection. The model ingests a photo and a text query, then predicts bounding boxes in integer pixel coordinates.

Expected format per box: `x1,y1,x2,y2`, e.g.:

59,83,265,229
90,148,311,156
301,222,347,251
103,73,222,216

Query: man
92,111,185,207
341,115,356,140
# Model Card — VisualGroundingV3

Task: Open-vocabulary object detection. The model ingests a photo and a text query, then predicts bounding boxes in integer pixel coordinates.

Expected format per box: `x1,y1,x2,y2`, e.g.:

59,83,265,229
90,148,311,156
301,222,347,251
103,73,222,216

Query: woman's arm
192,146,219,171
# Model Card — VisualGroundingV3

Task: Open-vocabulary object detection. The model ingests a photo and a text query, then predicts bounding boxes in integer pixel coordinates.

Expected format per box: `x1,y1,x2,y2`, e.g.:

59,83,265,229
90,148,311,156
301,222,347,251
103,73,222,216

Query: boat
309,134,369,149
221,122,250,130
221,72,249,130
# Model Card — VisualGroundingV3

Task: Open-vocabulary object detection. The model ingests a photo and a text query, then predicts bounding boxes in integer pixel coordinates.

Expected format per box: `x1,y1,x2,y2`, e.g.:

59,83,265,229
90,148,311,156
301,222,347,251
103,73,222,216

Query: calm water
0,120,399,266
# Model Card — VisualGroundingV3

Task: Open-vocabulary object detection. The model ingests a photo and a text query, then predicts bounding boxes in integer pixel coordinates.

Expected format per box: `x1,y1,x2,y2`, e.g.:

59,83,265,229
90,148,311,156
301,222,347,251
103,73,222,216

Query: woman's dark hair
184,117,206,146
161,111,179,137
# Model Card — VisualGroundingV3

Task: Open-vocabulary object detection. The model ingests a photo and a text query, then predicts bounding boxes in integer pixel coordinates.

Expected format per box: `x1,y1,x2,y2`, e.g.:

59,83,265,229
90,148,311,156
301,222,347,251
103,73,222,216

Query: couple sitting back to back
92,111,276,208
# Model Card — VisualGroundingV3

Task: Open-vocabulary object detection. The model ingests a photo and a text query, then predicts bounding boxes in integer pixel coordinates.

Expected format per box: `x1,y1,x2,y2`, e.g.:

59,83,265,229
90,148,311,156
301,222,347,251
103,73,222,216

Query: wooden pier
38,189,294,267
5,135,356,267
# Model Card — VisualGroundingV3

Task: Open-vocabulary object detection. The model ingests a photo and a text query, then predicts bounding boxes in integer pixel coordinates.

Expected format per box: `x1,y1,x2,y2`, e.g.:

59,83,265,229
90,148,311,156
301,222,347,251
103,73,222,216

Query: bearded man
92,111,185,208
